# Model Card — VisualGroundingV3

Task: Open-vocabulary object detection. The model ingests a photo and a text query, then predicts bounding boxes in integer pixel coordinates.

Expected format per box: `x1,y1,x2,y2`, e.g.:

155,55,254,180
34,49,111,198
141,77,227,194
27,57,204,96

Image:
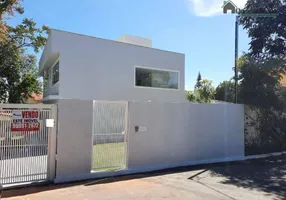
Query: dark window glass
135,67,179,89
52,62,59,85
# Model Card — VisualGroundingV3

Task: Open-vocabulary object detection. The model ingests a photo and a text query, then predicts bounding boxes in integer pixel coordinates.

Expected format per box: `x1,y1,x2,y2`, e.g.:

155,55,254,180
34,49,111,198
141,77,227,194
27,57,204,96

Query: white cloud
187,0,247,17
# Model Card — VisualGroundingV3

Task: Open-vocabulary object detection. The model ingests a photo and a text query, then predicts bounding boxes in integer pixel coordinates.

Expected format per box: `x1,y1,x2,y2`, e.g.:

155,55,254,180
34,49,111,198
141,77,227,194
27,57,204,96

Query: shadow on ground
1,181,86,198
208,155,286,200
2,155,286,199
2,165,200,198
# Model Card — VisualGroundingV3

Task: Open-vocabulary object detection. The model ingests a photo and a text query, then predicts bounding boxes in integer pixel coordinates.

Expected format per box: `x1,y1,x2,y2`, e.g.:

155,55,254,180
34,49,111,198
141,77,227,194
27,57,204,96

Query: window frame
134,66,180,91
52,61,59,86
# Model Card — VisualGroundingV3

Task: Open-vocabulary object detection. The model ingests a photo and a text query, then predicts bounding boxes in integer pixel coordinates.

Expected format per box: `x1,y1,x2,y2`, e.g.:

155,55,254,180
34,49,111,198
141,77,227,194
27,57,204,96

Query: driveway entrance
0,104,57,185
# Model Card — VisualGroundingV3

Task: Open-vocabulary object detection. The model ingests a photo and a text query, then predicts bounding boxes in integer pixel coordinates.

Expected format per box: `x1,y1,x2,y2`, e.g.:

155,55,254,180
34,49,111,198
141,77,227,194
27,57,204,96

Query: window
52,62,59,85
135,67,179,90
43,70,49,91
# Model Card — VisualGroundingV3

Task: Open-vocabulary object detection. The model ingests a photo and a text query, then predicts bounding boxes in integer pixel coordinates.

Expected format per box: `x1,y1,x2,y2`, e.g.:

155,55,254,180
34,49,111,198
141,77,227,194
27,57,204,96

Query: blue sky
8,0,250,90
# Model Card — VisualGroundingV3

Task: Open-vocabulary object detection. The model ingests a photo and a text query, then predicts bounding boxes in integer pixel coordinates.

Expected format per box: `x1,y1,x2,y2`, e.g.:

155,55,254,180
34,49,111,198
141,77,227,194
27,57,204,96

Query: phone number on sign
11,122,40,131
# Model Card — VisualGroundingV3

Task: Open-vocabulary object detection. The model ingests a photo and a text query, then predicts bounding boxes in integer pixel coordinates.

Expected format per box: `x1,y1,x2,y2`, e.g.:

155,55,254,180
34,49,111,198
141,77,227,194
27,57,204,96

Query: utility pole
234,15,239,104
233,13,277,104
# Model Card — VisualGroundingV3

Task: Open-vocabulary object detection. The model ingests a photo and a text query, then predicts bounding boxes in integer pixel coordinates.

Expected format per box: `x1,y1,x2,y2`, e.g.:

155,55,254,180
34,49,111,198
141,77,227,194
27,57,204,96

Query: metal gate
91,101,128,172
0,104,57,185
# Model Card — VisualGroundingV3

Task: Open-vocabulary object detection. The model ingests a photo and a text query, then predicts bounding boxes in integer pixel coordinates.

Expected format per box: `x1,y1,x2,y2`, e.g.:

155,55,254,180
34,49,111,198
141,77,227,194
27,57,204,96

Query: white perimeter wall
128,102,245,170
55,100,245,183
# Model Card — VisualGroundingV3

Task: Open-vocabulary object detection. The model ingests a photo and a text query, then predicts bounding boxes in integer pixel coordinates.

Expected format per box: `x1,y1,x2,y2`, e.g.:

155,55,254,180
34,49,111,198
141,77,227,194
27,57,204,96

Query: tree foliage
219,53,286,154
0,0,49,103
0,0,23,18
6,18,50,52
0,0,24,42
186,90,196,102
196,79,216,103
237,0,286,110
238,53,286,110
240,0,286,57
194,72,202,89
218,43,286,153
187,79,216,103
215,81,235,103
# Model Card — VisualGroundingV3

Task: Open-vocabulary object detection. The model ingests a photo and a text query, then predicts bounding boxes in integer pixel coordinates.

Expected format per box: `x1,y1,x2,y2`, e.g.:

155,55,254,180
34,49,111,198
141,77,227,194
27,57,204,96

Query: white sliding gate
0,104,57,185
92,101,128,172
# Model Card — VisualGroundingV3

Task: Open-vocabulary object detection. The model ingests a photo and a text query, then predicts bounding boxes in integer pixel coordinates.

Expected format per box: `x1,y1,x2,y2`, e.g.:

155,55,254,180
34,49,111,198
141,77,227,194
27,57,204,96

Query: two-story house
39,29,186,103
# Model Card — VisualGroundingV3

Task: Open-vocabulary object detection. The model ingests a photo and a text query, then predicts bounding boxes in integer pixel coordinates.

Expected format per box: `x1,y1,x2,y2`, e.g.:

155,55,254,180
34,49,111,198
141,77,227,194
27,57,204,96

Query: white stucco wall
56,99,93,180
55,99,245,183
49,29,186,102
128,102,245,170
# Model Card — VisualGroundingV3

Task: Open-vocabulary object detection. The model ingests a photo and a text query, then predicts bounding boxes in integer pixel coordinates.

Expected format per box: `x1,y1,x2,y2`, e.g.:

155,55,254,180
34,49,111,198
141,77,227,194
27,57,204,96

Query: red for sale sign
11,110,40,132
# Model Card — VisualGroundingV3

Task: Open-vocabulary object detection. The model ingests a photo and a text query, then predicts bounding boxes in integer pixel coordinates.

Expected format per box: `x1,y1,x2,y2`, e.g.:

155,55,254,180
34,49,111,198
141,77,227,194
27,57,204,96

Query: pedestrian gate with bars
0,104,57,185
92,101,128,172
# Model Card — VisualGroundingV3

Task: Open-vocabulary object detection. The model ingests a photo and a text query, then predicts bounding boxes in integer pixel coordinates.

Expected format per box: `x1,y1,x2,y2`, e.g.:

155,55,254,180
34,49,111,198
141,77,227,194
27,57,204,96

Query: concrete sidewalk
2,155,286,200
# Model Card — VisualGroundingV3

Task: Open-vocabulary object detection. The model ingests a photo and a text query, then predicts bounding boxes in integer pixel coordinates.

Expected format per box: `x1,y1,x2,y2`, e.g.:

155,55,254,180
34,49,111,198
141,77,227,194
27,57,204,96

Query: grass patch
92,142,126,171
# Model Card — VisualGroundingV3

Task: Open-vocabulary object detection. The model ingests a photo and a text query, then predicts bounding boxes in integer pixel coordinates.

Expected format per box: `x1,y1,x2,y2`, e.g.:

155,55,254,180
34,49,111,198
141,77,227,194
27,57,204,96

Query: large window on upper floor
135,66,179,90
52,61,59,85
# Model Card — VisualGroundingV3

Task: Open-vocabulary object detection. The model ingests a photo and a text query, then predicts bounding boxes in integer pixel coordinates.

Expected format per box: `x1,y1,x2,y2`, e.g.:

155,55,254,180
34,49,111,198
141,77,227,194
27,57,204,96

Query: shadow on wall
209,155,286,200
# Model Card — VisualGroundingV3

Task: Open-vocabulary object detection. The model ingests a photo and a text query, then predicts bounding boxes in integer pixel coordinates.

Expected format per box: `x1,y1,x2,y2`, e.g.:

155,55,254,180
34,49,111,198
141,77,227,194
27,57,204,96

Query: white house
39,29,186,103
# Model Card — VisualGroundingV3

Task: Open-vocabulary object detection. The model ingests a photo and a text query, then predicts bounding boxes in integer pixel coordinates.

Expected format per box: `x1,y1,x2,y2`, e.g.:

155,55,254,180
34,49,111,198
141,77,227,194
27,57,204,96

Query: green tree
215,81,235,103
238,54,286,110
0,1,49,103
186,90,196,102
187,79,216,103
240,0,286,57
196,79,216,103
0,39,44,103
194,72,202,89
236,54,286,154
230,0,286,154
